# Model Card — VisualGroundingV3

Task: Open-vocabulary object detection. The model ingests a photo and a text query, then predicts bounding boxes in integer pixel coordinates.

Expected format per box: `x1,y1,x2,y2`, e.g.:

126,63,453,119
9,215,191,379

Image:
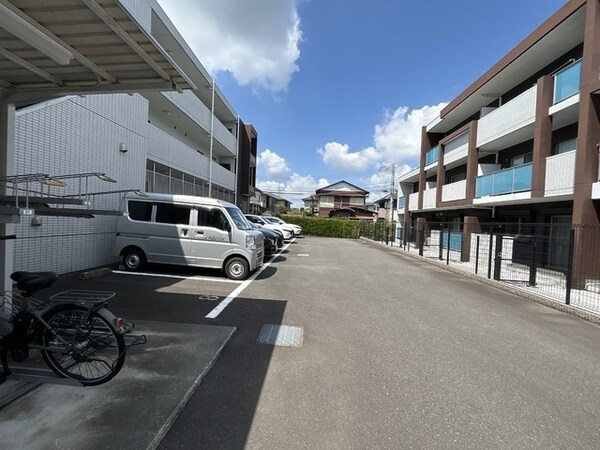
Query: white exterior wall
119,0,152,31
422,188,437,209
148,124,210,180
545,150,576,197
13,94,149,274
442,180,467,202
477,86,537,148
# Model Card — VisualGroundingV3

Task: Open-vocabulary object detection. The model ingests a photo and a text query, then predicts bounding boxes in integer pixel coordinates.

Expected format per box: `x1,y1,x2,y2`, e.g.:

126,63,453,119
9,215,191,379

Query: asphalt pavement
159,237,600,450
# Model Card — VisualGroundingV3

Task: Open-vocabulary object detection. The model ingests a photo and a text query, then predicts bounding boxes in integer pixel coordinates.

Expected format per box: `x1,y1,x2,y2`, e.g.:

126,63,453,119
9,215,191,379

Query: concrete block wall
12,94,149,274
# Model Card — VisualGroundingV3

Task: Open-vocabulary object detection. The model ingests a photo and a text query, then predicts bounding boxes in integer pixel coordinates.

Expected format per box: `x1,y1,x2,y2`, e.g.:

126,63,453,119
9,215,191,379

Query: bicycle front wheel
40,305,126,386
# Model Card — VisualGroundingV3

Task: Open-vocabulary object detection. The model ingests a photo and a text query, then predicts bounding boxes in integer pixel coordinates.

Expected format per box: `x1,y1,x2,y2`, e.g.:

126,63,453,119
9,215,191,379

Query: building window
146,159,233,201
511,152,533,167
554,137,577,155
448,173,466,184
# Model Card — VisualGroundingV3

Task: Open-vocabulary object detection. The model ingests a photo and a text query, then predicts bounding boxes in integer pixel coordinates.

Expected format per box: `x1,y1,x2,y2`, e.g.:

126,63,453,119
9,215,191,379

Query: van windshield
226,207,253,231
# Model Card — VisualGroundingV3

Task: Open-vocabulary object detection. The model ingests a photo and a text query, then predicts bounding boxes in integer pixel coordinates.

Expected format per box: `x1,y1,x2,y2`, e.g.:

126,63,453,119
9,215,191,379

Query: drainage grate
257,324,303,347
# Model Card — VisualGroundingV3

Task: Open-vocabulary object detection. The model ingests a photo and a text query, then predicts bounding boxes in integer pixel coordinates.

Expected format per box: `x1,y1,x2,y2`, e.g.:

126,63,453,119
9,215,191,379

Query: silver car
245,214,294,240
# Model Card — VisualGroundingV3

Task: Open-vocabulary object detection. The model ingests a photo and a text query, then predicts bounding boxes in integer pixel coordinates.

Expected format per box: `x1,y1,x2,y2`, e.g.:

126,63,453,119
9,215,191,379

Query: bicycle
0,271,130,386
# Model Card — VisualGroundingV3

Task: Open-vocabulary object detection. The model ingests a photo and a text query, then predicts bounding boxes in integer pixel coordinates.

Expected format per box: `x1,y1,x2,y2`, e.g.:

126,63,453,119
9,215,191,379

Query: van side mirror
222,221,231,232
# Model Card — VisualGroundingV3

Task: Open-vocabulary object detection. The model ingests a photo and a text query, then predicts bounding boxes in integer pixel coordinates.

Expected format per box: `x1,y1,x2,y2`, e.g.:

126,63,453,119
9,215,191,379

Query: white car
262,215,302,236
245,214,294,240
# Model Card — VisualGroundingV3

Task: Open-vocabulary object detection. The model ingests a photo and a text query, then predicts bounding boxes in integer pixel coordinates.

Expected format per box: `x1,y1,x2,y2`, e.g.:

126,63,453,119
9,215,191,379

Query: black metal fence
360,220,397,246
371,220,600,316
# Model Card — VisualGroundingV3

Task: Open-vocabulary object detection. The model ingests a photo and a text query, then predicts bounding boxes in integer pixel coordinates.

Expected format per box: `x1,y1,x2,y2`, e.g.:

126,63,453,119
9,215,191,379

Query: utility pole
377,163,396,245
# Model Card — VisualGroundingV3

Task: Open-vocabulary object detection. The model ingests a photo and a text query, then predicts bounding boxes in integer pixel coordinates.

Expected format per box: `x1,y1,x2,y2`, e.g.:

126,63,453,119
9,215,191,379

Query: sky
157,0,568,207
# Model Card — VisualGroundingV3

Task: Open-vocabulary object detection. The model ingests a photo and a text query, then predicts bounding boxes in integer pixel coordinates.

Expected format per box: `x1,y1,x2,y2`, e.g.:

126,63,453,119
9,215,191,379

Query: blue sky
158,0,567,206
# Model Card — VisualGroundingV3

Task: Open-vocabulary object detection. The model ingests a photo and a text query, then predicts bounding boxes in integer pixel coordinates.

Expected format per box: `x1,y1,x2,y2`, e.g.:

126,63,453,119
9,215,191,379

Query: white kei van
114,193,264,280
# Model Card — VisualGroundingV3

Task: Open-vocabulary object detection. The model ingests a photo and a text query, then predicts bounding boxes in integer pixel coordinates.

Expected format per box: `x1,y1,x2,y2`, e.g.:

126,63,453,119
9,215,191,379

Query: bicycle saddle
10,271,58,293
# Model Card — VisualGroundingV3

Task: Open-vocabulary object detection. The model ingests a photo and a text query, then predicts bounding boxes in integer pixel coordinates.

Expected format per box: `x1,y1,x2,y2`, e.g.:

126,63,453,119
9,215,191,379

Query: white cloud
318,103,447,200
318,103,447,174
158,0,302,92
256,149,328,207
374,104,447,163
317,142,381,173
356,161,413,199
257,149,290,179
257,174,328,208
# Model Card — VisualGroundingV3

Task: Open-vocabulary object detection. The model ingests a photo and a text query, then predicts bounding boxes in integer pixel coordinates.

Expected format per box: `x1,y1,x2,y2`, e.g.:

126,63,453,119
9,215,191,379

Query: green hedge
279,215,361,238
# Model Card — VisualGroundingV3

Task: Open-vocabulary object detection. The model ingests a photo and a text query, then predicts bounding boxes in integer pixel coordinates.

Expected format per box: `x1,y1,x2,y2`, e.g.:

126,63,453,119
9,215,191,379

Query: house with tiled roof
312,181,374,220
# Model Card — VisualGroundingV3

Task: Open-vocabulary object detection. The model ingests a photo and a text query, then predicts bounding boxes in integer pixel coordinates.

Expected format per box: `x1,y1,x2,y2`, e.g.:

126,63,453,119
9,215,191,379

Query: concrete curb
146,326,237,450
361,237,600,327
78,267,112,280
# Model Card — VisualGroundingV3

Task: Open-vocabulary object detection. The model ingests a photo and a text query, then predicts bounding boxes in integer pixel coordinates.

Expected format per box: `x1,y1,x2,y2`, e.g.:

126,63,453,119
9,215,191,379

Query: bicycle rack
0,325,147,409
0,171,147,221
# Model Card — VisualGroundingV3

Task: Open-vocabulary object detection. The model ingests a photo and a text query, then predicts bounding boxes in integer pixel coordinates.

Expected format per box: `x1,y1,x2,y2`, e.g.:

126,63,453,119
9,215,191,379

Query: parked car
115,193,264,280
249,222,283,254
261,215,302,236
245,214,294,240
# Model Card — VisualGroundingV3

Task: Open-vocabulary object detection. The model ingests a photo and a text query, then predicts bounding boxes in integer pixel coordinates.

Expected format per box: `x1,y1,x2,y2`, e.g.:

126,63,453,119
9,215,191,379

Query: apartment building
250,189,292,214
0,0,257,291
397,0,600,285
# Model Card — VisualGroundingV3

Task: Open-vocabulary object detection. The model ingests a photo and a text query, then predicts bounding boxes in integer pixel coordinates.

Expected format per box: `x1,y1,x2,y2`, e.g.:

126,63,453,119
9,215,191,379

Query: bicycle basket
1,290,45,319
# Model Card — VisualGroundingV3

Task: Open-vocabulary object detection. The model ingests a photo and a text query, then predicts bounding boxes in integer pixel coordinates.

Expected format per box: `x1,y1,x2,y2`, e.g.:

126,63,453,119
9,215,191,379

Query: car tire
122,248,146,272
224,256,249,280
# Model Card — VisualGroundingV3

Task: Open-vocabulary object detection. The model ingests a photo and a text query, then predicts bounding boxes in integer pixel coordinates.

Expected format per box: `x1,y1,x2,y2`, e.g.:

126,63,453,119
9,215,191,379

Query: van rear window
128,201,152,222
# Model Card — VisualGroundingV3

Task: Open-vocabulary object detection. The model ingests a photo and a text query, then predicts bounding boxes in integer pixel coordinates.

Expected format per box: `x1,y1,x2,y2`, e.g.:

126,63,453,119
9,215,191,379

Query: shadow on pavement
158,295,288,450
2,266,286,449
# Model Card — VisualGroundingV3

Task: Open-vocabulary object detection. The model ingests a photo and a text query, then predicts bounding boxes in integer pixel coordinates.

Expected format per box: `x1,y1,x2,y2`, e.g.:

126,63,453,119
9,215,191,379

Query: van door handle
195,230,204,236
180,228,188,237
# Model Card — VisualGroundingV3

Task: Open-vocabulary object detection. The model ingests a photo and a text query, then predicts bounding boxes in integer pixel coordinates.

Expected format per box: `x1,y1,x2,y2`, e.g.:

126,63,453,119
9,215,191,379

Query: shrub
279,215,361,238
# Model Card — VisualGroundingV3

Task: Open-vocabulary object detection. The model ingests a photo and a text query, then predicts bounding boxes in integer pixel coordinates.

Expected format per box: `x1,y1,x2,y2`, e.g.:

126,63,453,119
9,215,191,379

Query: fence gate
493,234,537,286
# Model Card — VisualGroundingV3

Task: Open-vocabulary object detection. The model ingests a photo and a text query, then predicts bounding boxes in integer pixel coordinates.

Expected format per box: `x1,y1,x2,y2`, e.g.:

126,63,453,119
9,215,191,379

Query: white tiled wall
13,94,149,274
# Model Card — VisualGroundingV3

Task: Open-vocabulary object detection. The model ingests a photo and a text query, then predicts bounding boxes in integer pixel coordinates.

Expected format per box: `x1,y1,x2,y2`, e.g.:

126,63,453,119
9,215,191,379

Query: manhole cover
257,324,303,347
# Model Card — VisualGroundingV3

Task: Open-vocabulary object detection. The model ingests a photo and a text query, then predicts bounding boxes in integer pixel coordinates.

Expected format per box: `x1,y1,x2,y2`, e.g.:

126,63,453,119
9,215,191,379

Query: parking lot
3,236,600,449
0,238,298,450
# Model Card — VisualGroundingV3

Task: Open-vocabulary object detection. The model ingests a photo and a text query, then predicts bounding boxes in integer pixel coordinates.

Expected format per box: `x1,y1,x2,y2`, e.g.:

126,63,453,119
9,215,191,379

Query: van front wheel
224,257,249,280
123,248,146,272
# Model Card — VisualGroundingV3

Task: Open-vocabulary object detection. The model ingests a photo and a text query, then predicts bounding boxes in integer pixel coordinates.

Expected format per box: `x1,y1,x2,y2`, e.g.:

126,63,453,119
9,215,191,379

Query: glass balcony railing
475,163,532,197
425,146,439,166
554,59,582,104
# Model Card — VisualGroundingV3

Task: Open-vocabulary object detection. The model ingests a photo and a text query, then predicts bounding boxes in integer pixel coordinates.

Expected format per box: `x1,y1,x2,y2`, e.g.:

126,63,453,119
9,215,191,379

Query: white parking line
205,238,294,319
112,270,243,284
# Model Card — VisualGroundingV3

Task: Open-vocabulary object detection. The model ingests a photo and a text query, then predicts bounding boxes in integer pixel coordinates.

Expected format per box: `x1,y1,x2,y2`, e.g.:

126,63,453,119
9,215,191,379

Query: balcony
162,91,211,132
545,150,576,197
554,59,581,104
148,125,209,179
476,163,532,197
422,188,437,209
162,91,237,156
408,192,419,211
211,162,235,190
442,179,467,202
443,133,469,168
213,119,237,155
425,146,439,166
477,86,536,149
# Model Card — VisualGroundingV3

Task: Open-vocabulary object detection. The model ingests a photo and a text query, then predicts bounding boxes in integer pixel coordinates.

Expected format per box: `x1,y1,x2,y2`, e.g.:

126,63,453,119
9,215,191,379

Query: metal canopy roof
0,0,194,102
